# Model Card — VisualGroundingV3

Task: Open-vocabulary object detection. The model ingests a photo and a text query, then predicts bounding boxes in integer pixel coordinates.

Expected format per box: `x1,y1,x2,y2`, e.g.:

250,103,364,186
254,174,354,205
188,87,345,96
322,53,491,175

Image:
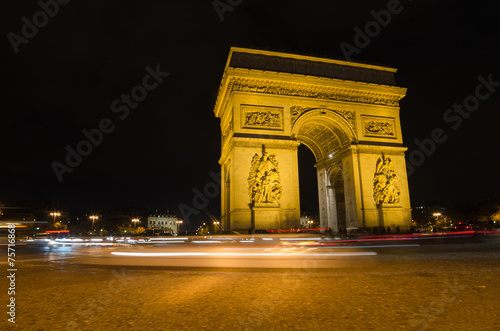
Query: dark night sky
1,0,499,225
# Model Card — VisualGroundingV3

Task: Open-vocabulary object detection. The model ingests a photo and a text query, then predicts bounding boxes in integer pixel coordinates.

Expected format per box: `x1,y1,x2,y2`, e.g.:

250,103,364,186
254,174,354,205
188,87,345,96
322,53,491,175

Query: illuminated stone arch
291,109,360,231
292,108,356,161
214,47,412,233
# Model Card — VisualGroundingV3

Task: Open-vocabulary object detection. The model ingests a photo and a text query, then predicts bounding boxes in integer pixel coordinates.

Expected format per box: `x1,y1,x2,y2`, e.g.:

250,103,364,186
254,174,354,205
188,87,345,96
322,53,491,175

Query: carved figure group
245,111,280,127
373,155,400,205
232,80,399,107
248,152,282,203
365,121,394,136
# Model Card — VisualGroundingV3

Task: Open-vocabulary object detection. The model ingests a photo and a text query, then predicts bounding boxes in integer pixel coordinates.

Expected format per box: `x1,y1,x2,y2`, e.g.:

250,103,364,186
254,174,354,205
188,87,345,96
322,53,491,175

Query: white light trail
48,242,115,246
191,241,223,244
111,251,377,257
144,241,186,244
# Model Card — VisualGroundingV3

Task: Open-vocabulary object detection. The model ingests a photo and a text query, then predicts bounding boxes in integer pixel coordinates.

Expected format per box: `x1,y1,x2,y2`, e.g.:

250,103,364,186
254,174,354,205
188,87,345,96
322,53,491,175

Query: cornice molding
214,75,405,118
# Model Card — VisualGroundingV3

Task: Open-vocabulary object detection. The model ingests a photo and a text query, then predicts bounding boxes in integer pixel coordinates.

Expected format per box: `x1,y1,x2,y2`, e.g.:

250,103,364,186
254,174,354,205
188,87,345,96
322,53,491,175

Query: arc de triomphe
214,47,412,233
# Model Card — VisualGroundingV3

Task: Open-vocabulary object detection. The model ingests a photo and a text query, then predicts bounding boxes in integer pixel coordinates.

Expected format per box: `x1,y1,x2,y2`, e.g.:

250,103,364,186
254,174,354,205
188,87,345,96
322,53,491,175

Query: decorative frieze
230,78,401,107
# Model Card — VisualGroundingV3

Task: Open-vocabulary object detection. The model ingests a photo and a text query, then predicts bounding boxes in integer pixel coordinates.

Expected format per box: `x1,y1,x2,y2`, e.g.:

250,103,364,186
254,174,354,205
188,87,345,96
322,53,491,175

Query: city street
2,234,499,330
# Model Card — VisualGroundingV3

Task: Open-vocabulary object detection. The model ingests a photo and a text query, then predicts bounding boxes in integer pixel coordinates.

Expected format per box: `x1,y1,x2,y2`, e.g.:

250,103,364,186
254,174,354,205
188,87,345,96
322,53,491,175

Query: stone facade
300,214,313,229
214,48,412,233
147,213,178,234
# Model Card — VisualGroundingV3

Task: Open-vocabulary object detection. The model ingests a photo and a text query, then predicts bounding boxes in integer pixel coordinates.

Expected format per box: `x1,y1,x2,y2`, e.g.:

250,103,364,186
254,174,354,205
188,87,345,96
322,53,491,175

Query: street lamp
89,215,99,232
213,221,220,233
308,220,314,229
176,220,183,234
131,218,140,228
50,212,61,228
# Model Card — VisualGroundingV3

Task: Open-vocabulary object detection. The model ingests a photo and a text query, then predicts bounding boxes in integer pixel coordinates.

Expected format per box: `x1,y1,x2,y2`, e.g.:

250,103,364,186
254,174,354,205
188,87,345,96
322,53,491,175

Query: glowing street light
308,220,314,229
176,220,183,234
131,218,140,228
89,215,99,231
213,221,220,233
50,212,61,228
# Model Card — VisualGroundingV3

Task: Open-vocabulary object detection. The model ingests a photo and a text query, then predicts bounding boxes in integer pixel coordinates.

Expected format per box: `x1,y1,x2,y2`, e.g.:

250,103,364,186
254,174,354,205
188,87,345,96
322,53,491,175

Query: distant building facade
300,214,312,229
148,212,178,234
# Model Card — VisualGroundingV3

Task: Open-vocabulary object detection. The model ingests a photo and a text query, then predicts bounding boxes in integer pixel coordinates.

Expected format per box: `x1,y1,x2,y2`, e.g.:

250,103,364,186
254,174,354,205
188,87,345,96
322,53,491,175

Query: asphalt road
2,234,499,330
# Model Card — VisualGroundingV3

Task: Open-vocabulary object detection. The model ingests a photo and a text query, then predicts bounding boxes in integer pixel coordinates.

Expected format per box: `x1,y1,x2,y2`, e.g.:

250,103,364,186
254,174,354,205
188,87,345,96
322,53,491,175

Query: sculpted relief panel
241,105,283,130
290,106,310,124
373,155,400,205
362,116,396,139
248,152,282,204
221,120,233,147
290,106,355,132
245,111,280,127
335,110,355,129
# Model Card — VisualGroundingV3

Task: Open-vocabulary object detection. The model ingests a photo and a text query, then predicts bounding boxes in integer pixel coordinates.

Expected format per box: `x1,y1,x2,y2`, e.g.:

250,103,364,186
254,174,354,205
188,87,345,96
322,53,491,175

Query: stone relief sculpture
248,152,282,203
365,121,394,136
244,111,281,127
373,155,400,205
290,106,355,131
336,110,356,128
290,106,311,123
231,79,400,107
221,121,232,146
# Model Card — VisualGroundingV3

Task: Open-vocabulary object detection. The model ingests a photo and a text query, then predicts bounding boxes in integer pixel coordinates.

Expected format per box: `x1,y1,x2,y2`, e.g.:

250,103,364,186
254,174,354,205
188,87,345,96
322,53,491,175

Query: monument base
251,203,280,230
378,204,412,230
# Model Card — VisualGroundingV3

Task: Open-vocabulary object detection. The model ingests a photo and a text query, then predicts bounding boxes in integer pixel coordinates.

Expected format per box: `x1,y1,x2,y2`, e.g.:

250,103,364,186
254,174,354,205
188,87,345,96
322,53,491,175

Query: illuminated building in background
148,211,178,234
300,214,314,229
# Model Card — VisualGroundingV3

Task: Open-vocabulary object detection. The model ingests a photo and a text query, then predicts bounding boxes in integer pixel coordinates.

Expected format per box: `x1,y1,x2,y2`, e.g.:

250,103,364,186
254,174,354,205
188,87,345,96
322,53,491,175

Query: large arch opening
298,144,319,224
292,109,355,163
292,109,355,231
